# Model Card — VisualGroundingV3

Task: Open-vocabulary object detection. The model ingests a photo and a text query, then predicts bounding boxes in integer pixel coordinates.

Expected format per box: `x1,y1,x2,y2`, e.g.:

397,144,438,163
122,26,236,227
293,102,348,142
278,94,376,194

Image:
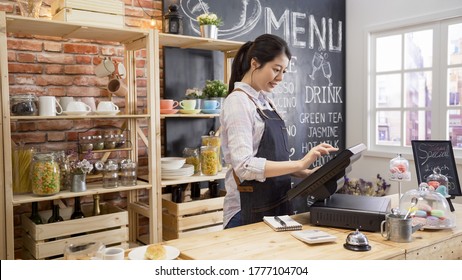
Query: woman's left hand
292,166,320,178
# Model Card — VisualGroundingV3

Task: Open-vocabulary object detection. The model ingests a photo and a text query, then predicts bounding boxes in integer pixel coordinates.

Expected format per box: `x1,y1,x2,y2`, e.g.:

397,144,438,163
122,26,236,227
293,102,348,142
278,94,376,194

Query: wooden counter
164,195,461,260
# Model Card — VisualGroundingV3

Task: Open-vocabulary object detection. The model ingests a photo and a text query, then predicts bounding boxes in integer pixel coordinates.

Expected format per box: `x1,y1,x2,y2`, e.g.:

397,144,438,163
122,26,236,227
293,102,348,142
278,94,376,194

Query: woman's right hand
300,143,338,169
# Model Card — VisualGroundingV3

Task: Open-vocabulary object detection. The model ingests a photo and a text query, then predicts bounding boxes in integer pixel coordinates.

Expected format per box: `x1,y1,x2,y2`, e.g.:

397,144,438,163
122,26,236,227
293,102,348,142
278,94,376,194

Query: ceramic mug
80,97,97,112
180,100,196,110
160,99,179,110
94,57,115,77
66,101,91,112
59,96,75,111
107,78,128,97
97,101,119,112
102,247,124,260
203,100,220,110
39,96,63,116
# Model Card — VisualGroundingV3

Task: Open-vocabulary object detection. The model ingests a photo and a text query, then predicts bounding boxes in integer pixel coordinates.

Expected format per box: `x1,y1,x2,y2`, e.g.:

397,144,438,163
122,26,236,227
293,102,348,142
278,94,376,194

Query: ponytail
228,41,253,93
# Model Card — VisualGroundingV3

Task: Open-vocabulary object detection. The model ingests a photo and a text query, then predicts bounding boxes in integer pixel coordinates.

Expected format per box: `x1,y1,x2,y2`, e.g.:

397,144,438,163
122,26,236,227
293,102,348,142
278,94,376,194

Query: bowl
161,157,186,170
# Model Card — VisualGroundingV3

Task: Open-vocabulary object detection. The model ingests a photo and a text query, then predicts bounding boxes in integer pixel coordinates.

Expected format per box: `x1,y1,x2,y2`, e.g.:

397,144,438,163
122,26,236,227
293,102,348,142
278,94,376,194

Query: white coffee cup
59,96,75,111
39,96,63,116
102,247,124,260
80,97,97,112
97,101,119,112
66,101,92,112
95,57,115,77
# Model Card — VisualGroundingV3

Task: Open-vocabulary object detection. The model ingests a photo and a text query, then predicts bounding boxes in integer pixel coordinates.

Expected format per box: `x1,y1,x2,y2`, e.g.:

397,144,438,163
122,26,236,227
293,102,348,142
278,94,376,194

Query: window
369,17,462,156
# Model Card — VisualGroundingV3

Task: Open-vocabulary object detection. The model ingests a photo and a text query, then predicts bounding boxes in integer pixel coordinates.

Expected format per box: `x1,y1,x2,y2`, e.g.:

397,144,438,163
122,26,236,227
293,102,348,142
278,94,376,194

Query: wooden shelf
159,33,243,52
5,14,146,44
161,169,227,186
10,114,150,120
12,180,152,206
160,113,219,119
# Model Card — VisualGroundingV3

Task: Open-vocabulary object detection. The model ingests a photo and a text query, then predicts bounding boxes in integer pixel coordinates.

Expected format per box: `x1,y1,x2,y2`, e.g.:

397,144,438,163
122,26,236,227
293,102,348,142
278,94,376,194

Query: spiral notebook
263,215,302,232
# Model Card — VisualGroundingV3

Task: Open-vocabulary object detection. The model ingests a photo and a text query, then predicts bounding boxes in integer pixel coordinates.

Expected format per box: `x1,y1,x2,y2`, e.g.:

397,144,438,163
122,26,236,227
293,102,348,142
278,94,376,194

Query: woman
220,34,338,229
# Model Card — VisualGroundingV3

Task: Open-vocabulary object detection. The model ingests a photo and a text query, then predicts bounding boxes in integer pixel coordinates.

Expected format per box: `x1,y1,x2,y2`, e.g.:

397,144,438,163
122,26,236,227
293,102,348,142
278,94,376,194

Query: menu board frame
411,140,461,196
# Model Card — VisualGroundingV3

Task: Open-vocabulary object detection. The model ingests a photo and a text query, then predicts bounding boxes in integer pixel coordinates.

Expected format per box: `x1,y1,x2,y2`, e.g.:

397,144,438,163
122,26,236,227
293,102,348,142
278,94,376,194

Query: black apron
234,93,292,225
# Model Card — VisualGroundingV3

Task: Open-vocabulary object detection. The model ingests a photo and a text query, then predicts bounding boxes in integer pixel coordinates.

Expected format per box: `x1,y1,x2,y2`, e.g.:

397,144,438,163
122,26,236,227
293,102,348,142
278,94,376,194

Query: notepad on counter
291,230,337,244
263,215,302,231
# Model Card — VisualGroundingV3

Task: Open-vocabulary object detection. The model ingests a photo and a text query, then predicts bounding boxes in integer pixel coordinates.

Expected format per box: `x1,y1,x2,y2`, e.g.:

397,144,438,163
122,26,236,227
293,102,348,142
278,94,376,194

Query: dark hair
228,34,292,92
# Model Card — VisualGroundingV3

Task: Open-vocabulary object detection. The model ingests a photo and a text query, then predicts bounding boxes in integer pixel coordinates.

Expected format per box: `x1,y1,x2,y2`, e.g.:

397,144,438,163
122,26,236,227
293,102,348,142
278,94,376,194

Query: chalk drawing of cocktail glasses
180,0,262,40
309,52,324,80
322,61,333,86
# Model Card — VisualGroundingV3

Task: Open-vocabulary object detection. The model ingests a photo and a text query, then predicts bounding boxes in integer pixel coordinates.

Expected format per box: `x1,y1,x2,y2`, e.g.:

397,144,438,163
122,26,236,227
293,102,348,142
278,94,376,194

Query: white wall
346,0,462,203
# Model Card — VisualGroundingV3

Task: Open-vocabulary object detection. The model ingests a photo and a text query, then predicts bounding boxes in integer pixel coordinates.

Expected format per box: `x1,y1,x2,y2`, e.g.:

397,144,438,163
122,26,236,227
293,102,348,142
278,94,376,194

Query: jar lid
10,93,38,101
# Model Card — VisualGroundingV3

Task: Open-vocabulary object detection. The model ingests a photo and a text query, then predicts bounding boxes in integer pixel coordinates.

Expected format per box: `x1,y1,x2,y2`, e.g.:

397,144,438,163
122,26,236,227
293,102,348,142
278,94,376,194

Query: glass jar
200,145,218,176
183,147,200,174
79,136,93,152
12,144,35,194
55,151,72,191
10,94,38,116
426,167,449,192
389,154,410,181
30,152,60,196
116,133,126,148
201,134,222,171
120,159,137,186
104,135,117,150
102,160,119,188
92,135,104,150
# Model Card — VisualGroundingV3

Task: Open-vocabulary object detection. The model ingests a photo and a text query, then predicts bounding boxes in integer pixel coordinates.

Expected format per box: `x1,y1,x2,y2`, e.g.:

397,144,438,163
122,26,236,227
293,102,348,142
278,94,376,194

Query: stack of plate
161,157,194,179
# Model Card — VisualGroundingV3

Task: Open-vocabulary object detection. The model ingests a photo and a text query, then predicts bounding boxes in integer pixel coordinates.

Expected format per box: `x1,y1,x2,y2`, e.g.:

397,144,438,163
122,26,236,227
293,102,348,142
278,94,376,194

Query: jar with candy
10,94,38,116
200,145,218,176
426,167,449,194
30,152,61,196
183,147,200,174
389,154,410,181
201,133,222,172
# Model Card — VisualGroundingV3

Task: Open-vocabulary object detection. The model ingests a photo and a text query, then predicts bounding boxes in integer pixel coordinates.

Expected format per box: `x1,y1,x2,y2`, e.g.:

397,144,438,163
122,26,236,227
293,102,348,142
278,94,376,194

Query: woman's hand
299,143,338,169
291,166,320,178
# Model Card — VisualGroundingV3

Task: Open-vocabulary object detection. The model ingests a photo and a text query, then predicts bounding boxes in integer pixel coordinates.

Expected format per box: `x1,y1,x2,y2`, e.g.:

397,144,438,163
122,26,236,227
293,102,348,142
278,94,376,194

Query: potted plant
202,80,228,108
69,151,94,192
197,13,222,39
185,87,204,109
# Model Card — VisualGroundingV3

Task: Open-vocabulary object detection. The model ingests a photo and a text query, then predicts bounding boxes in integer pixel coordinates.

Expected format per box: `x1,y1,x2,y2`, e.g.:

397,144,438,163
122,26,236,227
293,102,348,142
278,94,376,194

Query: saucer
95,110,120,116
201,109,221,114
160,109,179,114
62,111,90,116
179,109,201,114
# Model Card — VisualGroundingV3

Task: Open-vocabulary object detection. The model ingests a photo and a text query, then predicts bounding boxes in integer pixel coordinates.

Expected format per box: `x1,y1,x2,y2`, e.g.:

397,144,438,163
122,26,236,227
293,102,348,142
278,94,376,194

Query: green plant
202,80,228,98
197,13,223,26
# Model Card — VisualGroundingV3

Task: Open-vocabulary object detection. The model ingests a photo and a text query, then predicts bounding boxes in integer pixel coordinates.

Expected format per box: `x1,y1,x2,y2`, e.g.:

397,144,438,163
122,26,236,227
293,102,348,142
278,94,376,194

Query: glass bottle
92,194,101,216
208,180,219,198
29,202,43,224
190,182,201,200
200,145,218,176
71,197,85,219
183,147,200,174
48,202,64,223
31,152,61,196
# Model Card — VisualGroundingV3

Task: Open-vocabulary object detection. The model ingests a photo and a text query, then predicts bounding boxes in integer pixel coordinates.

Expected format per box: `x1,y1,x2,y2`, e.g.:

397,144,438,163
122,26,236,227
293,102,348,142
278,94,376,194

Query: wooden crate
52,8,124,29
162,193,224,240
21,204,128,260
51,0,125,16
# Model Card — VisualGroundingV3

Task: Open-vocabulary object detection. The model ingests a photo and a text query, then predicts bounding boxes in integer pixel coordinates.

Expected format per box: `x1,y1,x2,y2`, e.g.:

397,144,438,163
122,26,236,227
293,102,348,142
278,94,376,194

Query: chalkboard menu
411,140,462,196
163,0,346,166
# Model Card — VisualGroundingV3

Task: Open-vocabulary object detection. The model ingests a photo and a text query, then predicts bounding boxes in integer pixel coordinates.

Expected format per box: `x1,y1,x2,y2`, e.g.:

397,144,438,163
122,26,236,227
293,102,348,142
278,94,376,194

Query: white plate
62,111,90,116
128,245,180,260
95,110,120,116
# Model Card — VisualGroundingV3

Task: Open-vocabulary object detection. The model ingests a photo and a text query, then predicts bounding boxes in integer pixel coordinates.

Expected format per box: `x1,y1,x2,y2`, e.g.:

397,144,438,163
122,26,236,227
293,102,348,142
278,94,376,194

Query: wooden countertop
164,195,461,260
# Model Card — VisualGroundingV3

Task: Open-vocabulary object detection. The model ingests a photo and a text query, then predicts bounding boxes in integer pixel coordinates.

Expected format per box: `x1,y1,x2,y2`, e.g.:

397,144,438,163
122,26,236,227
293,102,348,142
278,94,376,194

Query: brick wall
0,0,163,258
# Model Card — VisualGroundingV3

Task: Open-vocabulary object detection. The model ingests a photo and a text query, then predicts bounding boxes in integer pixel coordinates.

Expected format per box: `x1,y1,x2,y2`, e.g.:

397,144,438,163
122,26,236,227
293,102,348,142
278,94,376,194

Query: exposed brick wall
0,0,163,259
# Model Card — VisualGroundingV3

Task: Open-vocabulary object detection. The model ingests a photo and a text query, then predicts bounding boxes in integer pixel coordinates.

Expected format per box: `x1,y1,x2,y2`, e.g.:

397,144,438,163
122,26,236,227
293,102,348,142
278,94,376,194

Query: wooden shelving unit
0,12,158,259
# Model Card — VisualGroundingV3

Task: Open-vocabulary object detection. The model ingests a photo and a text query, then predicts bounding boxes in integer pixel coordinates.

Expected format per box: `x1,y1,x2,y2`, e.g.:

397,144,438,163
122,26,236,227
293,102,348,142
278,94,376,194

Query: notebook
263,215,302,232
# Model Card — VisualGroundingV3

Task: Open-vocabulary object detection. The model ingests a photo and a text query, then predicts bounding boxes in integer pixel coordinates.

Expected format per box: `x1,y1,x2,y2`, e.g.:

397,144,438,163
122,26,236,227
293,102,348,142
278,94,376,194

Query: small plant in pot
202,80,228,109
185,87,204,109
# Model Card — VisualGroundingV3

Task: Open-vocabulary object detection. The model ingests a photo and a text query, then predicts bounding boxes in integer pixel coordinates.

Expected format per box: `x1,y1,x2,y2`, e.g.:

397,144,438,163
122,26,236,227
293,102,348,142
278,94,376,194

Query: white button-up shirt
220,82,276,227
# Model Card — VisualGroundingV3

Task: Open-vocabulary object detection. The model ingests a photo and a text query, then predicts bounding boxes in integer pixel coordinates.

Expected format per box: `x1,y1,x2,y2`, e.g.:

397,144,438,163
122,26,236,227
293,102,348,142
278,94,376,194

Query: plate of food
128,244,180,260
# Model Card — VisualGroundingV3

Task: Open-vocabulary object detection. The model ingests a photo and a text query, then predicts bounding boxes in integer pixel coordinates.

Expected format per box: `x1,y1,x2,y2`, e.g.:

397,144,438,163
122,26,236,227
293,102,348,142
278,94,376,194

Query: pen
274,216,287,227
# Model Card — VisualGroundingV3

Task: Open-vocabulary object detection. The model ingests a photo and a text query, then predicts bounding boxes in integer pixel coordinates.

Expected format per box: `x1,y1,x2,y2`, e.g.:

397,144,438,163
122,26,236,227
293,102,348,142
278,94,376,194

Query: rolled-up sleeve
221,93,266,182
